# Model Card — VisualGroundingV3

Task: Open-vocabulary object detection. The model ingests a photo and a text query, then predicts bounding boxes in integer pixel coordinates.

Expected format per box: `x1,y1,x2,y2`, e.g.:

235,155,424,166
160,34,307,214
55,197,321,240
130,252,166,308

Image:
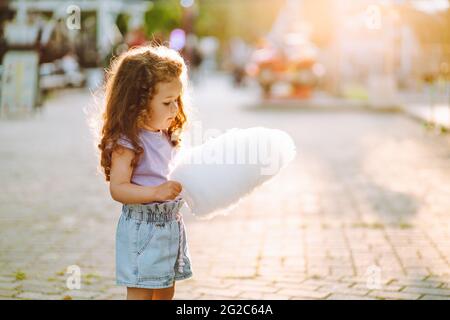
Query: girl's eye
164,100,178,106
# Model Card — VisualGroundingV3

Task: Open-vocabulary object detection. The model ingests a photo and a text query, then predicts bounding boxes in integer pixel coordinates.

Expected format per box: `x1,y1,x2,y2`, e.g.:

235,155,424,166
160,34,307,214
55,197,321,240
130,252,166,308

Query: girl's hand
155,181,182,201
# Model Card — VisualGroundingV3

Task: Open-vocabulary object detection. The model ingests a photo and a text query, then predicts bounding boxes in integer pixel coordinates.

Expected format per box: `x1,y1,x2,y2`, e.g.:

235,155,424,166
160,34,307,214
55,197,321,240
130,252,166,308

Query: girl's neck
140,124,161,132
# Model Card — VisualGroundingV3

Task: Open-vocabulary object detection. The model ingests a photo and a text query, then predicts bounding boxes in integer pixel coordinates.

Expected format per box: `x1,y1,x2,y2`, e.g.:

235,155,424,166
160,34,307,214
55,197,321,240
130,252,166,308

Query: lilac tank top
117,129,179,204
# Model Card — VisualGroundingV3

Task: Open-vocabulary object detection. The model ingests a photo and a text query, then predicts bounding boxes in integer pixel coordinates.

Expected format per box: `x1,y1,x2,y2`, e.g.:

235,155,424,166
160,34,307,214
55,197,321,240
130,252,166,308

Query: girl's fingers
173,181,182,189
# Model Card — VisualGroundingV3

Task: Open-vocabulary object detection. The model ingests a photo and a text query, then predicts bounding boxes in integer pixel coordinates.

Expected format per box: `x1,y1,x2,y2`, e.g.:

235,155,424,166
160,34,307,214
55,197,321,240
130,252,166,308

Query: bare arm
109,146,159,204
109,146,182,204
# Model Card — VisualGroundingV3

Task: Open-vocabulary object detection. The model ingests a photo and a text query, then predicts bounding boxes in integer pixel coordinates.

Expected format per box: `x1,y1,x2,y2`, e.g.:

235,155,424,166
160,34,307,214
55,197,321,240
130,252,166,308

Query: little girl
97,45,193,300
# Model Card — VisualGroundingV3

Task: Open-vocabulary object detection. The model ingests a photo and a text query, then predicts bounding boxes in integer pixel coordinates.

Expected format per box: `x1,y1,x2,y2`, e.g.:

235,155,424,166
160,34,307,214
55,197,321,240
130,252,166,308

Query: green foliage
116,13,130,36
195,0,284,43
14,270,26,281
144,0,183,38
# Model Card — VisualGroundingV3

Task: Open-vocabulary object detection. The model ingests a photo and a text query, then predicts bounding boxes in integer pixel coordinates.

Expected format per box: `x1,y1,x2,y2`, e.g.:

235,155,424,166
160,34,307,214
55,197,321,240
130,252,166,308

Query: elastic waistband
122,198,185,223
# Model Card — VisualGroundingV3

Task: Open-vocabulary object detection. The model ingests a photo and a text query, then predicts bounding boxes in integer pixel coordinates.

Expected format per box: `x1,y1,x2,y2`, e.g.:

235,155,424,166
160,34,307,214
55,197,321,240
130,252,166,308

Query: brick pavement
0,76,449,300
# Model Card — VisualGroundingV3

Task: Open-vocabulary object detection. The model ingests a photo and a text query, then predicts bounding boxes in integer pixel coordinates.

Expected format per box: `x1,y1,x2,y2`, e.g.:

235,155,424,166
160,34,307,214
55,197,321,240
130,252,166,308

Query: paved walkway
398,90,450,130
0,75,449,300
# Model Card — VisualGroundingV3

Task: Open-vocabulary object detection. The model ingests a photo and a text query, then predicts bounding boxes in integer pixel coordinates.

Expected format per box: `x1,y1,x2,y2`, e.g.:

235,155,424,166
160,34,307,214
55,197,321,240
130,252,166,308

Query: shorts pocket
137,222,174,280
136,222,156,256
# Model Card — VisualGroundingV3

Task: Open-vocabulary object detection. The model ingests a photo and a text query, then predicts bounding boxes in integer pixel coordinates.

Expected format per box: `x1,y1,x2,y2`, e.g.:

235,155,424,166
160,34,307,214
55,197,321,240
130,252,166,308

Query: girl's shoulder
117,134,139,151
117,129,174,151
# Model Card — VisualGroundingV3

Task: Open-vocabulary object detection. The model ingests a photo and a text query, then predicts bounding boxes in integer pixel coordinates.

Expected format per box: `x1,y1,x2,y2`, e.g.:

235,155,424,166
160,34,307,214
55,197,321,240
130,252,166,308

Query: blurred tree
406,8,450,45
195,0,284,44
116,12,130,37
0,0,14,61
144,0,182,39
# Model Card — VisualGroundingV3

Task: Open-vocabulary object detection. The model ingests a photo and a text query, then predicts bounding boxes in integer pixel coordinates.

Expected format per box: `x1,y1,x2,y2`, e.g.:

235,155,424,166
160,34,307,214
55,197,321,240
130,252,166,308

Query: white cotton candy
169,127,296,219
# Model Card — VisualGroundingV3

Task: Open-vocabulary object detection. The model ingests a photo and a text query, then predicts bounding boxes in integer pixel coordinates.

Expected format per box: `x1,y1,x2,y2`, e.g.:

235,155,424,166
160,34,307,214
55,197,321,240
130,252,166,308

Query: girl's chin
141,124,165,132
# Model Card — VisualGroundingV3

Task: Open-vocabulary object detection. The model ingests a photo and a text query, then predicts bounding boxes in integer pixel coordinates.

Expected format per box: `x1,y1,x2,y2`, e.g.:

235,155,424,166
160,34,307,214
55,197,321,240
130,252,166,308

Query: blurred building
262,0,449,106
327,0,449,106
3,0,152,66
0,0,152,116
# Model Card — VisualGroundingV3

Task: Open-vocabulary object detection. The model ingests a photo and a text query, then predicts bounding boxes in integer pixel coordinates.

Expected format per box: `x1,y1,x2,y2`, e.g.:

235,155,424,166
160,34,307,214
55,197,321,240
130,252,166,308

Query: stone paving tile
0,288,17,298
329,294,380,300
59,289,103,300
350,282,404,292
193,287,243,299
277,288,331,299
260,294,291,300
1,76,450,300
400,286,450,297
195,294,232,300
367,290,422,300
419,294,450,300
15,292,64,300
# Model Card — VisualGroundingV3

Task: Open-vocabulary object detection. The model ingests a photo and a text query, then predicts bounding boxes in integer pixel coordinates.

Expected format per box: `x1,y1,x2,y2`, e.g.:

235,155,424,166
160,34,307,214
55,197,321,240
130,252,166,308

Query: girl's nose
170,101,179,112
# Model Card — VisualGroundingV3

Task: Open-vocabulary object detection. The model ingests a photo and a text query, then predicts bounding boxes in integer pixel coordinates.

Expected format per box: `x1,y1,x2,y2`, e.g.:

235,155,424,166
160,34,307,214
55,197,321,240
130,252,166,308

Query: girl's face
142,78,182,131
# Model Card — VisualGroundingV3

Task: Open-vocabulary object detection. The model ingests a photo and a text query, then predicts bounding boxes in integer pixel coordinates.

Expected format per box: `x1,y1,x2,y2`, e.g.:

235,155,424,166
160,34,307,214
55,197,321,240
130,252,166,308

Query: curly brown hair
97,45,188,181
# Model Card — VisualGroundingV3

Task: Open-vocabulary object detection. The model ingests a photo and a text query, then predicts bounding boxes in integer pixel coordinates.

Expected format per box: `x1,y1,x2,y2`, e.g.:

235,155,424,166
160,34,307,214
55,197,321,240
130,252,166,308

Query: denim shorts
115,198,193,289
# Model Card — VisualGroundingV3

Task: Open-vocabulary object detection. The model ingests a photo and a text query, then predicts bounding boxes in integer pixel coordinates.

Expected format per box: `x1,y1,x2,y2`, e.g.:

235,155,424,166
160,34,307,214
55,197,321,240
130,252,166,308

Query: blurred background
0,0,449,300
1,0,449,118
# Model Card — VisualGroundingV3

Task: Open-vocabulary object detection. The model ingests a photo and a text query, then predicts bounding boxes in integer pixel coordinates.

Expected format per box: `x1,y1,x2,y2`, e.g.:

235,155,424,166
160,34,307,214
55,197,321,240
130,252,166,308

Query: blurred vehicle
245,0,326,100
247,35,324,99
40,53,85,91
229,37,251,87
